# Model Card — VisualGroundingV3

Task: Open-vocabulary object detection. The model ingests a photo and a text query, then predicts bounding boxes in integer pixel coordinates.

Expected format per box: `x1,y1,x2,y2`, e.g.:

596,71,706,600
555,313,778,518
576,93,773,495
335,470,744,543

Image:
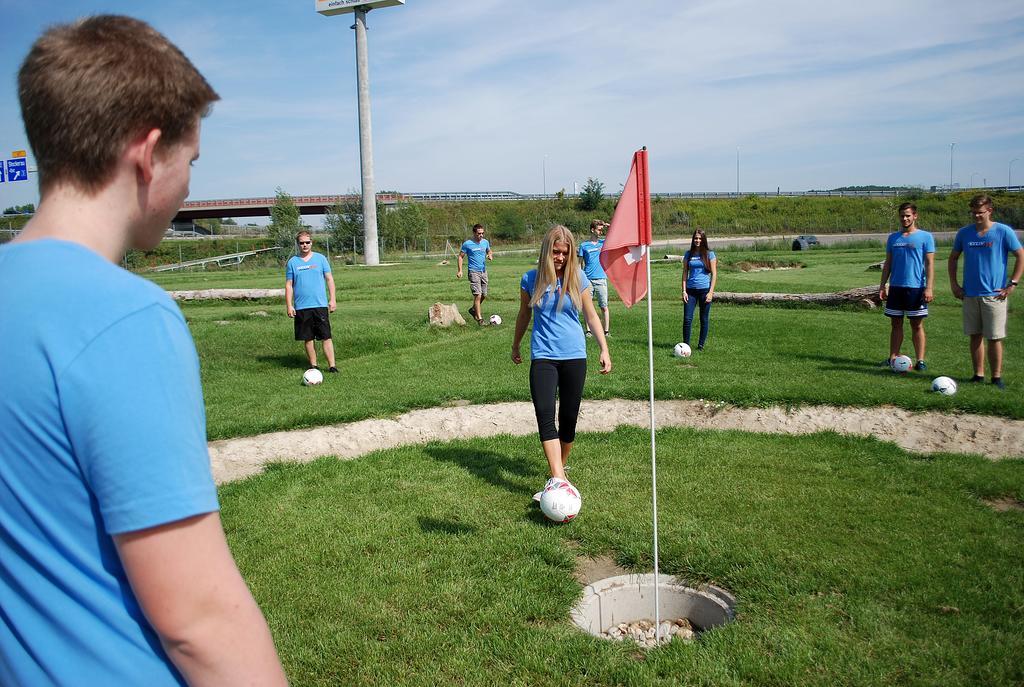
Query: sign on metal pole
0,161,5,183
6,159,27,182
11,150,26,158
315,0,404,16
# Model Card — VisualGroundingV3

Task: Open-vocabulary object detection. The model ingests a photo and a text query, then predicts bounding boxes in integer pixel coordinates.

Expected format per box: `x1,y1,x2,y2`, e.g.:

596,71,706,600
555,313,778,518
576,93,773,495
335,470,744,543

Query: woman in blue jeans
682,229,717,351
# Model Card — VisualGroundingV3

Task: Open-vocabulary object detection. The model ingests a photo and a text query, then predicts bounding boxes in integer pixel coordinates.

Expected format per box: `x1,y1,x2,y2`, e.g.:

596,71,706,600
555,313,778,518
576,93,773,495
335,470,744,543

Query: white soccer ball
673,342,692,358
302,368,324,386
891,355,912,373
540,480,582,523
931,376,958,396
489,314,502,326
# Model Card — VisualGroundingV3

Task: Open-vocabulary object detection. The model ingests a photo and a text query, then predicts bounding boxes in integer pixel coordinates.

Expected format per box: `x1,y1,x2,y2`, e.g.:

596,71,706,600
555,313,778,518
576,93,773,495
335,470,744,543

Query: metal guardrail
149,247,278,272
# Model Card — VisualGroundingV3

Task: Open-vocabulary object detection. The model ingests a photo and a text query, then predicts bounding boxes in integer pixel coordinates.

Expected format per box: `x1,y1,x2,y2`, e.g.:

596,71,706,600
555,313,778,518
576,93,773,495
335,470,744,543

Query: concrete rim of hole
571,573,736,644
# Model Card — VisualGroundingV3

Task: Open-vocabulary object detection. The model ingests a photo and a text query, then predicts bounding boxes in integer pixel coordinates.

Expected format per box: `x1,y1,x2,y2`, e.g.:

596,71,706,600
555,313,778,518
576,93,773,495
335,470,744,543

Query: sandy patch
207,400,1024,485
982,497,1024,513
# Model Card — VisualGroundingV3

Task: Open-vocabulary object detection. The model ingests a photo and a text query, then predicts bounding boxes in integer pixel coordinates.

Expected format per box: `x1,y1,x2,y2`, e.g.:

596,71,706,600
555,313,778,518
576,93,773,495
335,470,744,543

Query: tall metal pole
353,9,380,266
1010,158,1020,191
949,143,956,190
736,147,740,195
543,155,547,195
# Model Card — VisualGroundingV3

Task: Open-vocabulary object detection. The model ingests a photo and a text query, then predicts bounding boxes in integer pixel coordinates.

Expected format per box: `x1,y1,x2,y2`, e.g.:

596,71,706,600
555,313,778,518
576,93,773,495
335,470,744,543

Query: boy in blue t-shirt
456,223,493,324
578,219,611,336
286,229,338,372
879,202,935,371
0,16,285,686
948,194,1023,389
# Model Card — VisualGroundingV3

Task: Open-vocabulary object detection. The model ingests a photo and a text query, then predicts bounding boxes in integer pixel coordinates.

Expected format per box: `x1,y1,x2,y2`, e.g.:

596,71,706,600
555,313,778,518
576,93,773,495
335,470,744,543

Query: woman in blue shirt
512,225,611,501
681,229,718,351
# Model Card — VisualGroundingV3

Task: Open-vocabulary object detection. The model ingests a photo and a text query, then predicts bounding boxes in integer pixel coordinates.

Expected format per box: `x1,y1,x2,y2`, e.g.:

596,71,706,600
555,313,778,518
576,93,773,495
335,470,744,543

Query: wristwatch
1011,280,1020,286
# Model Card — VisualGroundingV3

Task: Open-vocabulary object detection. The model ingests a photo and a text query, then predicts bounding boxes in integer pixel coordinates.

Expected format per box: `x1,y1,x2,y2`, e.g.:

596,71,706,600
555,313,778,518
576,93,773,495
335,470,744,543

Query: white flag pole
645,244,661,643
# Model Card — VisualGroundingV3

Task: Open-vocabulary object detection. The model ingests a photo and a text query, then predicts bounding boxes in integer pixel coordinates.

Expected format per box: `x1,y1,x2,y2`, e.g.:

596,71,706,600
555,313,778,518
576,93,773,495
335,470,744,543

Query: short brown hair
969,194,994,211
296,230,312,242
897,202,917,214
18,15,219,195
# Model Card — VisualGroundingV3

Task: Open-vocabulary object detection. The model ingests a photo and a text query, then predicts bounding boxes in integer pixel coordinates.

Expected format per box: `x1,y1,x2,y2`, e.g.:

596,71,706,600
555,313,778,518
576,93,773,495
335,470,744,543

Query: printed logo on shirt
967,241,994,248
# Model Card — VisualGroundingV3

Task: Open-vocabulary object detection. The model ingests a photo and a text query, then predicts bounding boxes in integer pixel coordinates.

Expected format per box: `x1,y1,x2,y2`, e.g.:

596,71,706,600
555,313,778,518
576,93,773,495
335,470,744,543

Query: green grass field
223,428,1024,686
150,245,1021,439
154,244,1022,685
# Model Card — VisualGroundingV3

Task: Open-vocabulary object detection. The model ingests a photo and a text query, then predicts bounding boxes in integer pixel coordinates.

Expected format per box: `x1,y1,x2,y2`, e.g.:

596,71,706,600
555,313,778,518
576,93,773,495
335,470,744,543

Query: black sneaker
992,377,1006,390
585,331,593,338
328,366,339,373
968,375,984,383
915,360,927,372
697,344,704,351
604,330,610,337
879,359,894,369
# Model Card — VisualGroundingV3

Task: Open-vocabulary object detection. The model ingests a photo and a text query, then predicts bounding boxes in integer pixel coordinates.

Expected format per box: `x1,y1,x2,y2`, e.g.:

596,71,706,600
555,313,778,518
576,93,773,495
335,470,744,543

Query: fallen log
168,288,285,301
712,285,881,308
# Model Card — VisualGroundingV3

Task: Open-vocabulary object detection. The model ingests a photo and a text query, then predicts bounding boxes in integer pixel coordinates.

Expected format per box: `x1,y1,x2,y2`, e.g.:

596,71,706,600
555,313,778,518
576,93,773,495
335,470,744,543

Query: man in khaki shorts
457,223,493,324
947,194,1023,389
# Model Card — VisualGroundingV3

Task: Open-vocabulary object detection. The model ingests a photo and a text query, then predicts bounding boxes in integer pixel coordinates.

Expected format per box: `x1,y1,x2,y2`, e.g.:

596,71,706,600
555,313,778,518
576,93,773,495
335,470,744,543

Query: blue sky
1,0,1023,213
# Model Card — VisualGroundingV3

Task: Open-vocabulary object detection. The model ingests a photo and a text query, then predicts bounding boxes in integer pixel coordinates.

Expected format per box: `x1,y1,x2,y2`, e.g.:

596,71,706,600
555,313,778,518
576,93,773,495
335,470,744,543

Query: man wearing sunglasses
286,230,338,372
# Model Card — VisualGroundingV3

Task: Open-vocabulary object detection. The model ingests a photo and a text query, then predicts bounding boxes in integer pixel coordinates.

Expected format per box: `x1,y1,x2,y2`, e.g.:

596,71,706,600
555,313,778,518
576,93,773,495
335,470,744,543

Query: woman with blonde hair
512,225,611,502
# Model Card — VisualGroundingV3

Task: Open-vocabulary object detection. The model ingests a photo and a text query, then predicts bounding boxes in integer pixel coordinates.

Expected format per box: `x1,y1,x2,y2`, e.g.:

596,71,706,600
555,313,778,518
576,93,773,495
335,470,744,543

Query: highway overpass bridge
173,187,1024,223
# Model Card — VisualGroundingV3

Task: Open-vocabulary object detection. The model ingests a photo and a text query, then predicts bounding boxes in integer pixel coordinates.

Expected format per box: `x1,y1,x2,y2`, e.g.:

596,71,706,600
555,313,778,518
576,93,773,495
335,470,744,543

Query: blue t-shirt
886,229,935,288
578,239,606,280
684,250,716,290
952,222,1023,297
460,238,490,272
521,269,591,360
286,252,332,310
0,240,219,686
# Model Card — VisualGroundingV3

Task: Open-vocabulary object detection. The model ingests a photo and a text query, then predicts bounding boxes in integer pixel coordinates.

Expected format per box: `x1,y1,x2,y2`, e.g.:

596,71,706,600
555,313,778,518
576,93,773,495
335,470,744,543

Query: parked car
792,234,819,251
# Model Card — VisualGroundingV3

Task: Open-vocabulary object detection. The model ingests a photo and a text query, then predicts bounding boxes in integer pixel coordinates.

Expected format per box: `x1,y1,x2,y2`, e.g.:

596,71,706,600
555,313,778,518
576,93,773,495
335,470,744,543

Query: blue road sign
7,158,28,182
0,161,5,183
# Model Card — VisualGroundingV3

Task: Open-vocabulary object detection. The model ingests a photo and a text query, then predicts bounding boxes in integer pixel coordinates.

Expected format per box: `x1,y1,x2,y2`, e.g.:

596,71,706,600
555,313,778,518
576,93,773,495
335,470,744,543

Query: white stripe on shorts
884,306,928,317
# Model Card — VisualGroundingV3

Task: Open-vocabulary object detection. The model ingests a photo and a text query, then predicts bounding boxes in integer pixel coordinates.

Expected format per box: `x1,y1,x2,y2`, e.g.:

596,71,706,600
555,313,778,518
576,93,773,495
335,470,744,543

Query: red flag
599,148,652,308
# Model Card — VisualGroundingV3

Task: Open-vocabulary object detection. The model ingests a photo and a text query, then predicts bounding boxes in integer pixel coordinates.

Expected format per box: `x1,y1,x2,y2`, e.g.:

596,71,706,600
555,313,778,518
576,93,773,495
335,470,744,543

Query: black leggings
529,359,587,443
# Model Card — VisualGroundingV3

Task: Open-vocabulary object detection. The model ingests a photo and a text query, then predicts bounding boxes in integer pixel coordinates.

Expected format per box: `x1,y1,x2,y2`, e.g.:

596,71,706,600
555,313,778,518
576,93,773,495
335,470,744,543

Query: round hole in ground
571,573,736,649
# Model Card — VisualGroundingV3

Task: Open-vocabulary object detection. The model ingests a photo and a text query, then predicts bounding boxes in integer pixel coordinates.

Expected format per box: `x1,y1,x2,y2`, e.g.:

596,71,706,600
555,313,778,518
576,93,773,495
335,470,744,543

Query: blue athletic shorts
884,286,928,318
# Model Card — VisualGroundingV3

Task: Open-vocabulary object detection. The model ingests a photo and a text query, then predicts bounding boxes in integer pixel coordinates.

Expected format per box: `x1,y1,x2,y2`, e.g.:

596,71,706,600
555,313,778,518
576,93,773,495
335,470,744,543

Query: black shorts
884,286,928,318
294,307,332,341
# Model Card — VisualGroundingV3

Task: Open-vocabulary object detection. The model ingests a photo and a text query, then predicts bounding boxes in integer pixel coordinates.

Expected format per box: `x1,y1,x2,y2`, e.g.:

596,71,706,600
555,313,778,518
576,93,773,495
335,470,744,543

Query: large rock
429,302,467,327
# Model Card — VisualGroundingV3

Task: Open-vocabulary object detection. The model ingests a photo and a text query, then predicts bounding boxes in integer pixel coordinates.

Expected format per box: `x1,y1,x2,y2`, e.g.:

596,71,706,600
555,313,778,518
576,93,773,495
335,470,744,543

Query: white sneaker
533,477,568,502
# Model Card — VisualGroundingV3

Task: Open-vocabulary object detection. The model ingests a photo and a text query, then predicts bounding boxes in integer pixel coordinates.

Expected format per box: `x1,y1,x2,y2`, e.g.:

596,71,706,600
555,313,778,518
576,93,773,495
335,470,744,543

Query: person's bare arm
285,280,296,317
947,250,963,300
456,252,464,278
581,288,611,373
487,247,493,261
115,513,288,687
923,252,935,302
681,258,689,303
707,257,718,302
511,290,531,364
997,247,1024,300
879,252,893,301
325,272,337,313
